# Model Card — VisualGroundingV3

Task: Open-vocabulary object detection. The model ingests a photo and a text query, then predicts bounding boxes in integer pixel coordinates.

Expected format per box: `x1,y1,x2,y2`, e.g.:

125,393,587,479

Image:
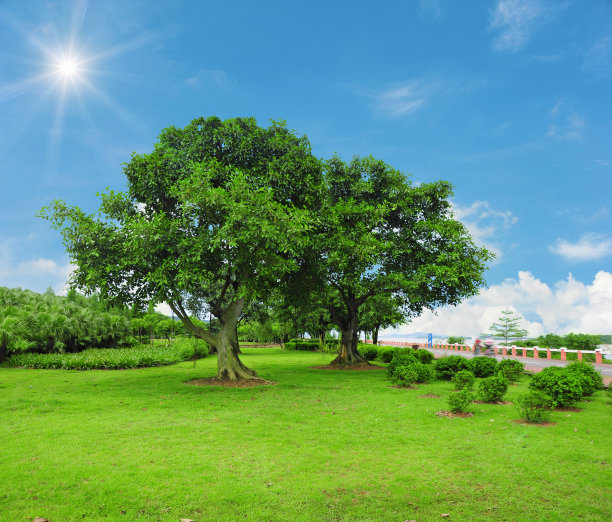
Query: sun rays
0,1,145,173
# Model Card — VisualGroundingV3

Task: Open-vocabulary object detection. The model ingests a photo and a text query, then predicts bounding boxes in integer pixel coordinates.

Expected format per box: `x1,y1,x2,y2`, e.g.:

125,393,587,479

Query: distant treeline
513,333,602,351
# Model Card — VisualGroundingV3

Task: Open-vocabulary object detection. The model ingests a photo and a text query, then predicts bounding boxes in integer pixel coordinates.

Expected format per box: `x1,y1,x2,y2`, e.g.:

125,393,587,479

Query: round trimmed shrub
477,374,508,403
447,388,474,413
498,359,524,382
452,369,476,390
469,356,499,378
379,347,397,363
410,360,435,383
565,361,603,396
392,365,418,387
434,355,470,380
529,367,583,407
413,349,434,364
387,350,417,377
515,390,554,423
360,345,379,361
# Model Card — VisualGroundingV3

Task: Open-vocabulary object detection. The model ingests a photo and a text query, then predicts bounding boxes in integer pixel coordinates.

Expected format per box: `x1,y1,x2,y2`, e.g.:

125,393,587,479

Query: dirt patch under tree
313,363,385,371
186,377,276,388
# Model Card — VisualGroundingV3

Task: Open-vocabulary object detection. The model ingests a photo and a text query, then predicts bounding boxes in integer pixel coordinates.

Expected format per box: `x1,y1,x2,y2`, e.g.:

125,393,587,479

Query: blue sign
427,333,433,348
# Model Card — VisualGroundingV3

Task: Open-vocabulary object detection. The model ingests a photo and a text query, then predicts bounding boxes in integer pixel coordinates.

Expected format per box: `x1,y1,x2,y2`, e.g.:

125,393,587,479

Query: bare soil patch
436,410,473,418
313,363,385,371
419,394,441,398
186,377,276,388
512,419,556,427
473,400,513,405
555,406,582,412
390,385,419,390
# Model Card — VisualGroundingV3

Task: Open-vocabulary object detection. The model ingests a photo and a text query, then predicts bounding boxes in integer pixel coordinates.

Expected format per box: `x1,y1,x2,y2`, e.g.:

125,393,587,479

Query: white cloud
490,0,544,52
374,78,437,118
15,258,70,277
185,69,230,89
452,200,517,262
583,35,611,77
594,160,610,167
0,239,74,295
382,270,612,339
549,233,612,262
546,99,585,140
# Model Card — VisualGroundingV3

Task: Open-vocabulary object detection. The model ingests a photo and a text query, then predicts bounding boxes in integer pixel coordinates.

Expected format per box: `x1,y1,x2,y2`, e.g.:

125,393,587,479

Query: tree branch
169,300,216,345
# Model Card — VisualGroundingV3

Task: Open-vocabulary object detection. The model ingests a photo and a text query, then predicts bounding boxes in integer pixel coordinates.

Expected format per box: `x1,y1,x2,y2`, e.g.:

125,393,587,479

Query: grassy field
1,348,610,521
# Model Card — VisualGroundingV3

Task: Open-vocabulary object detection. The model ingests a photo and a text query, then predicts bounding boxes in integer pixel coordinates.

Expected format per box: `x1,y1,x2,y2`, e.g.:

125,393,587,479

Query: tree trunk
169,298,258,381
213,298,257,380
329,310,368,366
373,326,379,346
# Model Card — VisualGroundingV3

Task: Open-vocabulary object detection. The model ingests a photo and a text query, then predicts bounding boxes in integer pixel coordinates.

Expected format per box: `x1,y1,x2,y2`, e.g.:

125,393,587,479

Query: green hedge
375,346,433,364
6,340,207,370
283,339,320,351
434,355,470,380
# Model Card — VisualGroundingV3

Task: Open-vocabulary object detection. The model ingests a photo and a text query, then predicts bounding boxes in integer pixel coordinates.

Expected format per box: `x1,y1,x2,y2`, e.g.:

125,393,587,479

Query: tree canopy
41,115,493,376
41,116,323,380
311,155,494,365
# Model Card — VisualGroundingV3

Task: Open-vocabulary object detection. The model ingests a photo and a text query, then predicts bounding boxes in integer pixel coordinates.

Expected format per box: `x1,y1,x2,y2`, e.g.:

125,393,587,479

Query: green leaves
314,154,493,330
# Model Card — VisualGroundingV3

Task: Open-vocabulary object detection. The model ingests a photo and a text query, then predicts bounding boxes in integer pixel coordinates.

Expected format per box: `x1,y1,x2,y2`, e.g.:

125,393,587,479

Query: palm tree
0,313,26,360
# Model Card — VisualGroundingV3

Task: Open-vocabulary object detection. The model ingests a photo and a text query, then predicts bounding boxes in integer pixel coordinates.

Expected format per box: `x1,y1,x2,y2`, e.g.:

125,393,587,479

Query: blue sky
1,0,611,338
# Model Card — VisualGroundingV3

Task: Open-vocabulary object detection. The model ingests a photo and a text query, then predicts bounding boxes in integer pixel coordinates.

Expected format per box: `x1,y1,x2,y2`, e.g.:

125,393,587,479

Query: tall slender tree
483,309,528,345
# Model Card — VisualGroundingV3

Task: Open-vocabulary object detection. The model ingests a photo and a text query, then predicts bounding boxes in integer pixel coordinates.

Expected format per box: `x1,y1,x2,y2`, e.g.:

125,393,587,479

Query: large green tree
41,116,322,380
315,155,493,365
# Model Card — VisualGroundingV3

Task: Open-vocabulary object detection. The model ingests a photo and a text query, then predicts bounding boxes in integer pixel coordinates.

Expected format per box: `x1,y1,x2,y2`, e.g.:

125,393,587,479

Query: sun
57,57,78,78
53,54,83,84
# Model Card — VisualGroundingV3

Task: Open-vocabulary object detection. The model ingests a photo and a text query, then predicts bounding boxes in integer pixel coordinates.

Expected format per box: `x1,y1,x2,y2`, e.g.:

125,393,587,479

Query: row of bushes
387,350,452,387
431,356,603,421
282,339,339,351
361,345,435,365
5,337,208,370
434,355,524,381
382,351,517,413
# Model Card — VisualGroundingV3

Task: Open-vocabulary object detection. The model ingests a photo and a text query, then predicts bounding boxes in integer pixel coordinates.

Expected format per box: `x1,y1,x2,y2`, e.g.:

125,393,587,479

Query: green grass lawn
1,348,610,521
